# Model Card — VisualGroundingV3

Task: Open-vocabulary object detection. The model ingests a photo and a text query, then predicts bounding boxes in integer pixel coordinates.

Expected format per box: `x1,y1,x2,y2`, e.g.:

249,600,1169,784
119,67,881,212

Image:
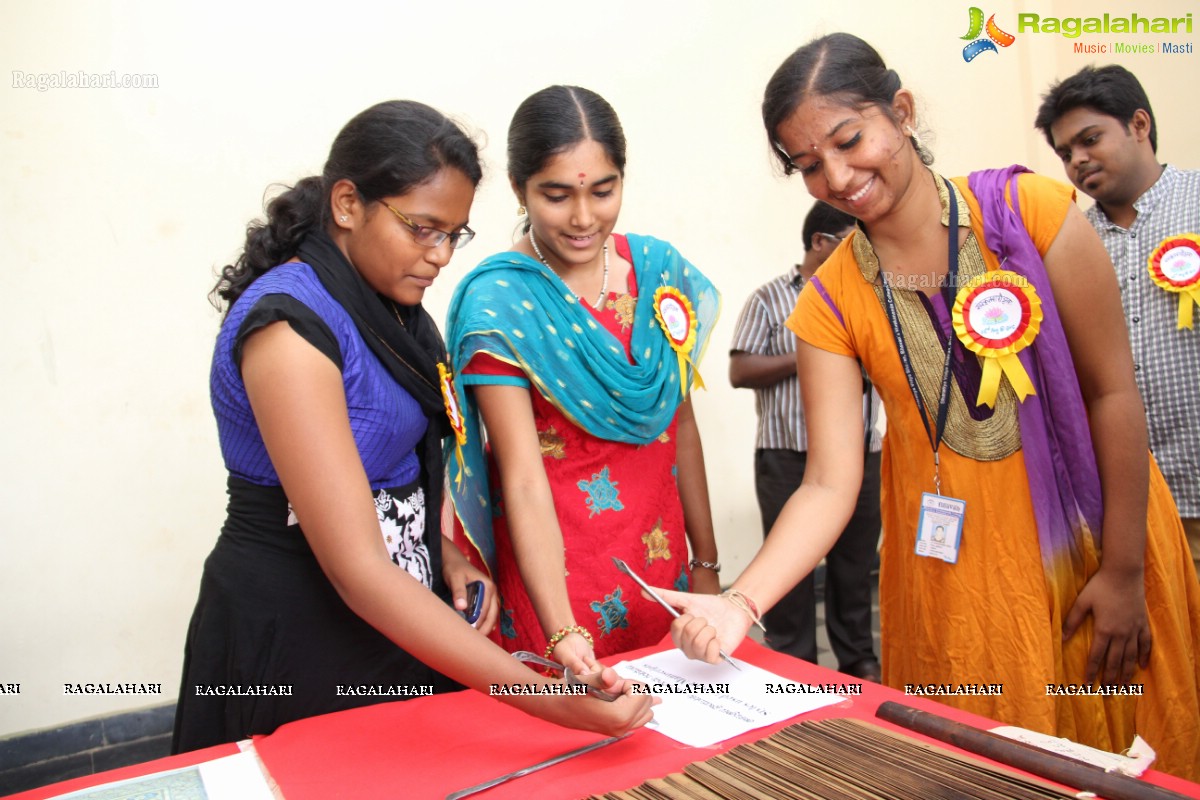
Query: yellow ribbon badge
1148,234,1200,329
438,362,468,484
653,286,704,398
951,270,1042,408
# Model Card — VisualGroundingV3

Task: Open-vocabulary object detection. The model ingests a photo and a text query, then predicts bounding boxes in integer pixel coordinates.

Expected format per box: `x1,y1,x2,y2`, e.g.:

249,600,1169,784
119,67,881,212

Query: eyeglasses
384,204,475,250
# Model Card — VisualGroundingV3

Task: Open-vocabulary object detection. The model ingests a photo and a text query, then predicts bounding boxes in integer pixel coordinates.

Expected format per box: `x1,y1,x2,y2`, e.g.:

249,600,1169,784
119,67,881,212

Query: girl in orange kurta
660,33,1200,780
788,169,1200,775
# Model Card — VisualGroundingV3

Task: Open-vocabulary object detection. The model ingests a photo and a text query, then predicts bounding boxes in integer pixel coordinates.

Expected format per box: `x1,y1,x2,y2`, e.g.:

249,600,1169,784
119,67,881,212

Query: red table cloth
11,639,1199,799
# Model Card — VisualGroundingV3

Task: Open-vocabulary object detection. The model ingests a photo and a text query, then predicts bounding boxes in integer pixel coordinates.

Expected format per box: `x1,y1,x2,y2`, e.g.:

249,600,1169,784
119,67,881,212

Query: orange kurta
788,171,1200,779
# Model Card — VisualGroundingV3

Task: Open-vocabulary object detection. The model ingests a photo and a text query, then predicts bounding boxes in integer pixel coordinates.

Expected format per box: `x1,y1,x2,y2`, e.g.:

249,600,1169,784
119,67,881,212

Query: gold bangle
720,589,767,632
544,625,594,660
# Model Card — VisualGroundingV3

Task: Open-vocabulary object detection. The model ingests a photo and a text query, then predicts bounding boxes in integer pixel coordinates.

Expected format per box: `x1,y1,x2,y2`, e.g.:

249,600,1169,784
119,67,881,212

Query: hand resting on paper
651,587,753,666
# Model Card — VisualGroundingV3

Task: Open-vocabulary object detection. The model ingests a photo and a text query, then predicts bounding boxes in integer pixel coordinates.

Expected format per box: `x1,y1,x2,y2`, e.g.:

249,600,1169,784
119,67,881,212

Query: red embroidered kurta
462,236,691,659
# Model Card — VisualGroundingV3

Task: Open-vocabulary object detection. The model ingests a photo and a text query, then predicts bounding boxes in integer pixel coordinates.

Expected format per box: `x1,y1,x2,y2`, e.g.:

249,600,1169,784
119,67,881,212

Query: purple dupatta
967,167,1104,589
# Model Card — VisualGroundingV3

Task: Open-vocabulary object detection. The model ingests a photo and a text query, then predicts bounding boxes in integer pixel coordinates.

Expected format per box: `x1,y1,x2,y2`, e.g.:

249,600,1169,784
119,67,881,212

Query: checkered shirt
1086,165,1200,517
731,266,882,453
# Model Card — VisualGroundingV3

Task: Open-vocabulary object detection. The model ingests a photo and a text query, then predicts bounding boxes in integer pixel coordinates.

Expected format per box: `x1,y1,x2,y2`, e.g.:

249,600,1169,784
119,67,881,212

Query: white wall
2,0,1196,737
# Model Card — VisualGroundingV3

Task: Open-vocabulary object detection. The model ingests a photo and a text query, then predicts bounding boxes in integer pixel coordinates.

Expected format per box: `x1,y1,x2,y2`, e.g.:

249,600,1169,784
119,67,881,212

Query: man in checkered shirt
1037,65,1200,571
729,202,883,681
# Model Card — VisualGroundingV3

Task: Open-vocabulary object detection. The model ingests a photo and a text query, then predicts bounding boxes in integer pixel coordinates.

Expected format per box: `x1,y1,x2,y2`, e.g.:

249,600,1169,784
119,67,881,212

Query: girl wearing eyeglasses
447,86,721,677
172,100,653,752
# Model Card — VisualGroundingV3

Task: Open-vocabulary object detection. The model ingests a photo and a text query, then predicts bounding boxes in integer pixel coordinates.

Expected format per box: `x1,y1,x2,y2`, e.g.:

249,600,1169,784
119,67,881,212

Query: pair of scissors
612,556,741,670
511,651,620,701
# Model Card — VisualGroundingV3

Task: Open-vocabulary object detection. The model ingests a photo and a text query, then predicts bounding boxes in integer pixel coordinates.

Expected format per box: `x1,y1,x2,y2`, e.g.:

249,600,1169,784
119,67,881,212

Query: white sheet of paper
613,649,848,748
198,748,278,798
989,726,1156,777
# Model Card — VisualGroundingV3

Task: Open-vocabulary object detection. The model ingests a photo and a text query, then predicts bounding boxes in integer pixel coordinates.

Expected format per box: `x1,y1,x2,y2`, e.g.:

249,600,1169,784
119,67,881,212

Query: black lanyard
879,186,959,491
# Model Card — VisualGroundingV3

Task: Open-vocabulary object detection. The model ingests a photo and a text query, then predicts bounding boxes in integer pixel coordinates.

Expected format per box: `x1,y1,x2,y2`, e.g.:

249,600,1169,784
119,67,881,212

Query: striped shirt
1085,165,1200,517
731,265,882,453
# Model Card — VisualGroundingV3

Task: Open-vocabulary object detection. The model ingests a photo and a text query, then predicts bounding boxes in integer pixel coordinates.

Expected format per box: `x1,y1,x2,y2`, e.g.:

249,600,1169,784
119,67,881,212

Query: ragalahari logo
962,7,1016,61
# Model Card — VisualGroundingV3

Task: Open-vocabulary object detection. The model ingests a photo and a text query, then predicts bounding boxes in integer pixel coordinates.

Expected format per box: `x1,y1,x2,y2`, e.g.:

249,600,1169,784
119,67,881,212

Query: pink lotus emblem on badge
984,305,1008,324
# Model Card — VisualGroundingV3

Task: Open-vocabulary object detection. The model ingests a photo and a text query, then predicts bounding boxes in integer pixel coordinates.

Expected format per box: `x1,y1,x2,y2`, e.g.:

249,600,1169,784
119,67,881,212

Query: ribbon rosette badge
653,286,704,397
952,270,1042,408
438,362,468,482
1148,234,1200,329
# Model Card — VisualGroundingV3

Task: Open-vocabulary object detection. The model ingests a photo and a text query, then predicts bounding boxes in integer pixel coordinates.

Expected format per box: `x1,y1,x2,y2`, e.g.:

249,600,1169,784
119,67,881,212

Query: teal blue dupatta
445,233,720,573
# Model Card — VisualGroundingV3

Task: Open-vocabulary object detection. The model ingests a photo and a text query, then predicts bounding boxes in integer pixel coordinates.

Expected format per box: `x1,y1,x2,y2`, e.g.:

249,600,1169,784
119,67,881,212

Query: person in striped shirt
729,202,883,682
1036,65,1200,573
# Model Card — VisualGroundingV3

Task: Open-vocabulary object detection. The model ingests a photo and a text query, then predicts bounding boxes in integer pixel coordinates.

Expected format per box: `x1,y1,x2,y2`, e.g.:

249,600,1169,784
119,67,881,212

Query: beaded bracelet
720,589,767,632
544,625,594,660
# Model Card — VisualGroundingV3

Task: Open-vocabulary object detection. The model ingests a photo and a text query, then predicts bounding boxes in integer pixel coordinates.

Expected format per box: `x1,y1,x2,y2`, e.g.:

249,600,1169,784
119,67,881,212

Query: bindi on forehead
578,172,586,186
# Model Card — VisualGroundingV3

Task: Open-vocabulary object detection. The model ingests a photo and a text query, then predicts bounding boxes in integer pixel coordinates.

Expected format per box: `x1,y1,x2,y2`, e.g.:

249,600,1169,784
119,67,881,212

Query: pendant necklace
529,228,609,309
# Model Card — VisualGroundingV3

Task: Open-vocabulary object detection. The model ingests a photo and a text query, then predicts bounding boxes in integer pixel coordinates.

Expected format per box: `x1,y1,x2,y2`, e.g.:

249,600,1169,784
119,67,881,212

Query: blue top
210,261,427,489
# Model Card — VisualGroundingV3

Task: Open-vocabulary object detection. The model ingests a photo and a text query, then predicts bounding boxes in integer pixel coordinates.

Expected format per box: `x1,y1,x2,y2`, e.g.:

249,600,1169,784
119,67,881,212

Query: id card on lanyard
880,182,966,564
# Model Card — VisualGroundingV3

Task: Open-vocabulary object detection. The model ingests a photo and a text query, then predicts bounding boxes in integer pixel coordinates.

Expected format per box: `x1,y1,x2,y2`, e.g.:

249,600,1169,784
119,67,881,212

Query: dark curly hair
1034,65,1157,153
212,100,482,309
762,33,931,174
506,85,626,232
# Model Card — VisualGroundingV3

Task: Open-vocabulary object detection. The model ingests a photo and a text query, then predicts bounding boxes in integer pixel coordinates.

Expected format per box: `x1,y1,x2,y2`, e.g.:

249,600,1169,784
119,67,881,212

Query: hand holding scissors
612,557,742,670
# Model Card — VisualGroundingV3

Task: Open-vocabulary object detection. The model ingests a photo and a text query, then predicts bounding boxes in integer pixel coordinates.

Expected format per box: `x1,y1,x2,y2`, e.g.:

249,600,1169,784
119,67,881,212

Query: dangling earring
906,125,932,165
517,204,526,216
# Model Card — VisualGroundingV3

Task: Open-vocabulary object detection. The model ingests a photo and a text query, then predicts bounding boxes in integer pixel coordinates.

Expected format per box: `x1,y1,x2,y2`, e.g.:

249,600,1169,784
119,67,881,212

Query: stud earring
340,215,348,223
517,205,526,216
